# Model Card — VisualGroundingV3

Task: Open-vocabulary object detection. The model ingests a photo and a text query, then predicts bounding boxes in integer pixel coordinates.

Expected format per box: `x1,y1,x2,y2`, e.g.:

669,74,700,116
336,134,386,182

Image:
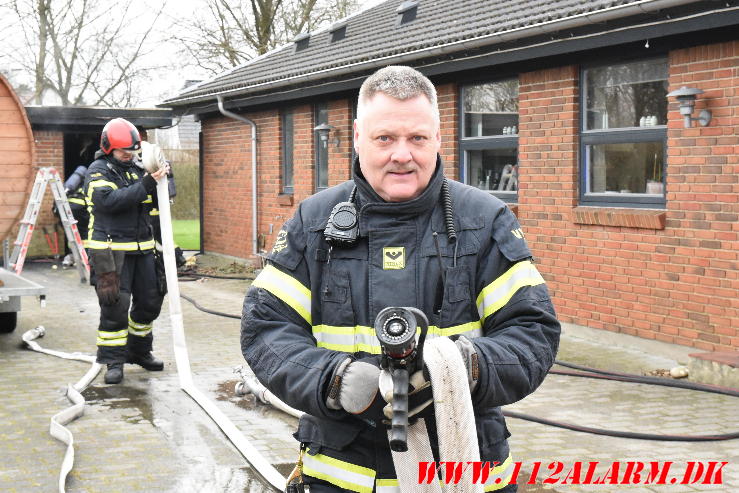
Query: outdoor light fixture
314,123,337,148
667,86,712,128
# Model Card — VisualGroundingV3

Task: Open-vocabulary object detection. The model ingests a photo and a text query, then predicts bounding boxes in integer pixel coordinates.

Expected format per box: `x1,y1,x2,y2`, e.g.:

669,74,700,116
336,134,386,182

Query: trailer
0,267,45,333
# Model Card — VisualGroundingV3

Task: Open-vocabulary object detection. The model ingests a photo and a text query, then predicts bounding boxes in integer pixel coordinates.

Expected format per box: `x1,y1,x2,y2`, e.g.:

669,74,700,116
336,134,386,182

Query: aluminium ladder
8,167,89,282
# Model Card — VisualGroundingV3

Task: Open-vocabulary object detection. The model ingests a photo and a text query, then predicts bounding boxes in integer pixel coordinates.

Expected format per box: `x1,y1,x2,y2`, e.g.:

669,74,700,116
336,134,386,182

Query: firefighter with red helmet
84,118,169,384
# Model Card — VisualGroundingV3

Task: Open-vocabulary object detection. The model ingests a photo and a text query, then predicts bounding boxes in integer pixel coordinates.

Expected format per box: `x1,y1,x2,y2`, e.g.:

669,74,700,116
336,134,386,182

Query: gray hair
356,65,439,123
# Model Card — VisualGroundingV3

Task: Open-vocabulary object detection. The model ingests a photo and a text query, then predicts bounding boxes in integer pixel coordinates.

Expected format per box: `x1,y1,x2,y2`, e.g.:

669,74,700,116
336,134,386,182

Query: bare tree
172,0,360,76
1,0,167,106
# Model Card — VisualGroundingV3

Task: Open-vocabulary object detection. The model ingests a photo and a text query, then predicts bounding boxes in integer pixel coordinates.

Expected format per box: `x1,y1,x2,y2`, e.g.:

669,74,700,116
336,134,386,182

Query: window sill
277,194,294,206
572,206,666,230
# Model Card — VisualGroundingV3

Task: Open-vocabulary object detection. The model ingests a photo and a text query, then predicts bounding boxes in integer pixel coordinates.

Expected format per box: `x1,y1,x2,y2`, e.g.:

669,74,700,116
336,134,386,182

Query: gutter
216,95,259,259
166,0,702,106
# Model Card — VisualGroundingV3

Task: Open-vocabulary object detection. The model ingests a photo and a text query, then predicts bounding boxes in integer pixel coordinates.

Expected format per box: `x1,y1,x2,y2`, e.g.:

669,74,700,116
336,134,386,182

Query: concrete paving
0,260,736,492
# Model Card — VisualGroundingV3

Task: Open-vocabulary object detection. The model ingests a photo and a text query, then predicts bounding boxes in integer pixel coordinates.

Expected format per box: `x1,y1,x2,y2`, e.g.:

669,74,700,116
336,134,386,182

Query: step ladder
9,167,89,282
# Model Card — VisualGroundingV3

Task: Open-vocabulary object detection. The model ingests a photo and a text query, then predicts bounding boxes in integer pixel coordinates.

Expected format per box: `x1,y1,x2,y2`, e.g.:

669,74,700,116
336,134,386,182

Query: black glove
96,271,120,305
174,247,186,268
154,251,167,296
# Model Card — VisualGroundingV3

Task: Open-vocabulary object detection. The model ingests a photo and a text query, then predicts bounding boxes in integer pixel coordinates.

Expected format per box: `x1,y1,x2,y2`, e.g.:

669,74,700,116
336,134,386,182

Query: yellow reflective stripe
313,321,483,354
128,316,151,330
98,329,128,339
87,239,155,251
68,197,86,205
427,320,482,338
149,209,160,216
97,329,127,346
86,179,118,202
476,260,545,324
97,338,127,346
252,265,312,325
87,208,95,240
143,195,152,204
375,478,400,492
303,450,375,493
128,316,152,336
129,326,152,336
484,454,514,491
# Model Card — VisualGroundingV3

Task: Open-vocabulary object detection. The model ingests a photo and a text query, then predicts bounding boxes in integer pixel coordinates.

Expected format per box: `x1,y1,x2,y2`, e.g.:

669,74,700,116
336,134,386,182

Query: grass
172,219,200,250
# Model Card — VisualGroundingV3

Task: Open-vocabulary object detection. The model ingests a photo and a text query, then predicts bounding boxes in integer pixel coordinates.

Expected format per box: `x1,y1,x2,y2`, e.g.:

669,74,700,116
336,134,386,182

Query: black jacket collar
353,154,444,216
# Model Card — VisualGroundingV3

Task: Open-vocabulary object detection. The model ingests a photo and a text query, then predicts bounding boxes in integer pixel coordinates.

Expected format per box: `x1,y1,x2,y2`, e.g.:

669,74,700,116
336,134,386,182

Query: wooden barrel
0,74,35,243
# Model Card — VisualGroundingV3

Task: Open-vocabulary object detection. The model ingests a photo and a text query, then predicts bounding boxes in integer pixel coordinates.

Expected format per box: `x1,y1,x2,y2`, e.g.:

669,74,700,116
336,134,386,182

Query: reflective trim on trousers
252,264,312,325
97,328,127,347
476,260,545,324
128,316,152,336
302,450,375,493
482,454,514,491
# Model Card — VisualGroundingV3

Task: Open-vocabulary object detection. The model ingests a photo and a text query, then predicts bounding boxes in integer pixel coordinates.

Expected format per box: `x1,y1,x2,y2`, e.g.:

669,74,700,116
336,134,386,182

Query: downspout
216,95,259,259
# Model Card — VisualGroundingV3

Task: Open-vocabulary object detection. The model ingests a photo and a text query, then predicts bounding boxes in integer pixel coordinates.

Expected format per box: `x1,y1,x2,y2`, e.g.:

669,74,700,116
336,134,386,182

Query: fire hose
152,160,286,490
21,326,103,492
20,144,287,492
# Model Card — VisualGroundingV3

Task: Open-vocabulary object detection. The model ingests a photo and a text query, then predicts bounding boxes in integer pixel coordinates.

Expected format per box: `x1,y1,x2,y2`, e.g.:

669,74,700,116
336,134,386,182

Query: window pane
282,111,294,191
585,59,668,130
585,141,665,194
464,80,519,137
466,148,518,192
315,104,329,189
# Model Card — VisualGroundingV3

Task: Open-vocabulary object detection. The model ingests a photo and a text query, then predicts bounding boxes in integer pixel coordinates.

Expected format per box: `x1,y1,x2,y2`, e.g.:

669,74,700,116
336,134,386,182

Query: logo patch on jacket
272,229,288,254
383,247,405,270
511,228,525,239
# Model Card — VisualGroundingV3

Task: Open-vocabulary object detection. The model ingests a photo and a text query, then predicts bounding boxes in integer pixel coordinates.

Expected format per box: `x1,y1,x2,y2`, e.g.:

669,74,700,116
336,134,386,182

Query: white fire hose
235,337,484,492
149,142,286,491
20,143,286,492
22,326,103,492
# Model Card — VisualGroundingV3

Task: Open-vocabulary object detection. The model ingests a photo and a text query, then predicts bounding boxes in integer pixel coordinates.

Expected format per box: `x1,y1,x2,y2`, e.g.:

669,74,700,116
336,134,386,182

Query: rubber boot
104,363,124,384
126,352,164,371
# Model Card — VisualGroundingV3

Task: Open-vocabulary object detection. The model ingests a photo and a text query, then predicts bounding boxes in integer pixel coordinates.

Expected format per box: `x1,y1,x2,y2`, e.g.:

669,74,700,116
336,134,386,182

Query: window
281,109,294,194
460,79,519,201
315,103,329,191
581,58,668,207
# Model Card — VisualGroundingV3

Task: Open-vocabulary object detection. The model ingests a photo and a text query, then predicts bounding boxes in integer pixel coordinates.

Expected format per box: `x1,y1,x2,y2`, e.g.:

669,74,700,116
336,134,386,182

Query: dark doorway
63,132,99,178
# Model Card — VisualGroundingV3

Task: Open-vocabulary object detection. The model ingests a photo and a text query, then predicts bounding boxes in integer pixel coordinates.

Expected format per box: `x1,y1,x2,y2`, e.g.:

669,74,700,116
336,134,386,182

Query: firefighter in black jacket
241,66,560,492
84,118,169,384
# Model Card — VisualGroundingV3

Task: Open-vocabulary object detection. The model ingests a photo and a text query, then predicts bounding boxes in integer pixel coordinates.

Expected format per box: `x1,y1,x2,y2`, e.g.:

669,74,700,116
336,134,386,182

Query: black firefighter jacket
241,156,560,492
83,155,157,252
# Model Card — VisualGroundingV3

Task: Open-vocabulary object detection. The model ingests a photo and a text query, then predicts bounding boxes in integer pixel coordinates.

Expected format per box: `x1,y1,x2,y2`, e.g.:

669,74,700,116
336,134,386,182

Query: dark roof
164,0,736,108
25,106,173,131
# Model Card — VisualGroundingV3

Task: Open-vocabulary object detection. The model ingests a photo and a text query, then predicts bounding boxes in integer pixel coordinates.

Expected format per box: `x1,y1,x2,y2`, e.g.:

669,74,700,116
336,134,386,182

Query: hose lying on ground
22,326,103,493
180,274,739,443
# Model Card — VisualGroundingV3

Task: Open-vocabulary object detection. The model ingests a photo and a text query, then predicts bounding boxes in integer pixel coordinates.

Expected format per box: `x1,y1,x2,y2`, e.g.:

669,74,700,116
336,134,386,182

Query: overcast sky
0,0,383,107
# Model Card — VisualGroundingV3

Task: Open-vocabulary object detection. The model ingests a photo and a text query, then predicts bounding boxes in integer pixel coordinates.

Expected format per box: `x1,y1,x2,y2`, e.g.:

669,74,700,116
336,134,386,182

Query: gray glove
455,335,480,393
380,369,433,421
326,357,385,421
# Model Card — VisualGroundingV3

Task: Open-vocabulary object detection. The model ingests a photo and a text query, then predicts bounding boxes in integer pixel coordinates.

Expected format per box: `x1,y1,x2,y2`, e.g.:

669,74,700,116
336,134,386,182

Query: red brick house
163,0,738,352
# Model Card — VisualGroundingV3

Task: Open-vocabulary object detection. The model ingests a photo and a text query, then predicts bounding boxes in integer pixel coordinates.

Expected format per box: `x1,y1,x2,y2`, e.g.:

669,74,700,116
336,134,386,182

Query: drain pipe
217,95,259,258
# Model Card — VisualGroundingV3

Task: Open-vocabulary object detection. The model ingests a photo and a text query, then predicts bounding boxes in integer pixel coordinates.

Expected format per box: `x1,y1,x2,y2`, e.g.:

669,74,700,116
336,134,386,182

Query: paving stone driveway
1,262,736,492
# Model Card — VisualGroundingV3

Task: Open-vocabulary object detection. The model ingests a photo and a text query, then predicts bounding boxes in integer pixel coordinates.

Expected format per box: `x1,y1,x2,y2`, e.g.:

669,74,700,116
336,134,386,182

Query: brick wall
8,130,65,258
516,42,738,352
201,40,737,351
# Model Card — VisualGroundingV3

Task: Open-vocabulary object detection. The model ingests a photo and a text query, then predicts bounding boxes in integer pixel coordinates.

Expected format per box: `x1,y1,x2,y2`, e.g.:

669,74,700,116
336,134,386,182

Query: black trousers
95,252,164,364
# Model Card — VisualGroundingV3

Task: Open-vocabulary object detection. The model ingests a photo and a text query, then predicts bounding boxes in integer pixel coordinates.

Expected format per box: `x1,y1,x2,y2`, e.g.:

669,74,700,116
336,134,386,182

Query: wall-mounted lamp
667,86,712,128
314,123,339,148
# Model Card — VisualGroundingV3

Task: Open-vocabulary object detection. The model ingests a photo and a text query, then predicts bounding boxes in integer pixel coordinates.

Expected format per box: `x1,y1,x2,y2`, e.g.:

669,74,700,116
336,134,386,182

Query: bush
170,161,200,220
